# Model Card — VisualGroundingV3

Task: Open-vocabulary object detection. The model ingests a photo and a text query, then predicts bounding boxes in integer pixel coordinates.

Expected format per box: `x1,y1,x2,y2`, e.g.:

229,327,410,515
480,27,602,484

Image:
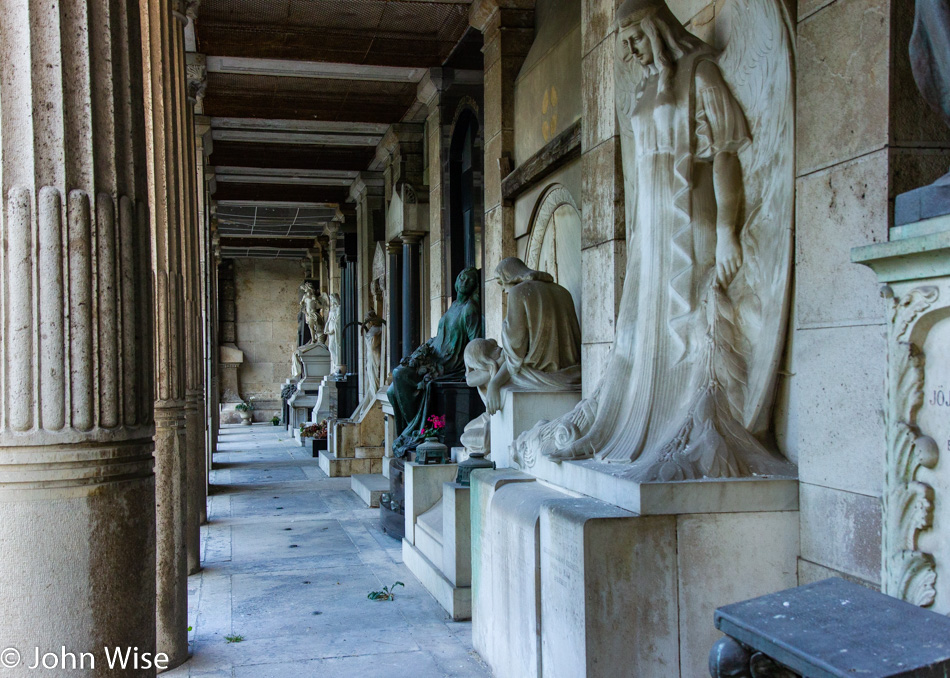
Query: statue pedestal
489,389,581,468
288,343,331,434
471,469,800,678
402,463,471,620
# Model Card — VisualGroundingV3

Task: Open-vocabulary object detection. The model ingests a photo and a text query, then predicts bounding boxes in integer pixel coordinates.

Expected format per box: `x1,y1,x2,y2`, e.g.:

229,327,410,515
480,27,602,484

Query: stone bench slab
714,578,950,678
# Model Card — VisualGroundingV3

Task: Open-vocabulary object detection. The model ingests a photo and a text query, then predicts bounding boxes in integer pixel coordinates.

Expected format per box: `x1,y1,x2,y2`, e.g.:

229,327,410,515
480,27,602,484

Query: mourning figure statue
388,268,482,457
483,258,581,415
515,0,796,480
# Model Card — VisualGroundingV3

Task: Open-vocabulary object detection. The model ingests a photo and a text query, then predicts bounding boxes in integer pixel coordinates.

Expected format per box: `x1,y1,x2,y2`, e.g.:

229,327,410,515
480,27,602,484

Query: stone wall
232,258,303,415
662,0,950,589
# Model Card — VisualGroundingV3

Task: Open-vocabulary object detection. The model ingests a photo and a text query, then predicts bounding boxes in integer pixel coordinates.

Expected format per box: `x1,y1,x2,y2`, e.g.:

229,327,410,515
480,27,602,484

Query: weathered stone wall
790,0,950,589
579,0,628,398
663,0,950,590
513,0,582,165
232,258,302,412
511,0,584,349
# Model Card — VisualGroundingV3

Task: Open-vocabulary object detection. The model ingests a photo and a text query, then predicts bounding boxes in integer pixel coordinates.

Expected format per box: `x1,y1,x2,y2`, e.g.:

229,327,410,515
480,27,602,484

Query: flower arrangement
300,420,328,439
235,401,254,413
419,414,445,441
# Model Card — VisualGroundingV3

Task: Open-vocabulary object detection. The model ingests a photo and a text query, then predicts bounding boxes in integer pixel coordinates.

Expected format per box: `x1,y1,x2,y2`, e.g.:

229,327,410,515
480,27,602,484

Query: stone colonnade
0,0,159,673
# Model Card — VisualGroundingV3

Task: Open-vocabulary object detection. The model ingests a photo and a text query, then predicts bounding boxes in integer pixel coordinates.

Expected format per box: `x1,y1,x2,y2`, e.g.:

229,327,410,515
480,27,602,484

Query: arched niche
526,184,582,321
448,106,483,296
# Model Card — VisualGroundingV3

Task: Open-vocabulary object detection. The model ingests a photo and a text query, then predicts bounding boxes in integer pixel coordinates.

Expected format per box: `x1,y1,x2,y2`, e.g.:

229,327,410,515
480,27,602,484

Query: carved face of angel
620,22,653,67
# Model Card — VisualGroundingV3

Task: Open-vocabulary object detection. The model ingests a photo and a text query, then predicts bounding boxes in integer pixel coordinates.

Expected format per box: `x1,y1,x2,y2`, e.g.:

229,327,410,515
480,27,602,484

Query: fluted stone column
141,0,191,667
195,115,212,525
183,46,206,577
0,0,156,674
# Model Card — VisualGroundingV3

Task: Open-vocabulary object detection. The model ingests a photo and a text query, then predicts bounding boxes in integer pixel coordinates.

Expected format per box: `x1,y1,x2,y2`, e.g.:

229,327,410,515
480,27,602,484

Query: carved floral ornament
881,284,944,610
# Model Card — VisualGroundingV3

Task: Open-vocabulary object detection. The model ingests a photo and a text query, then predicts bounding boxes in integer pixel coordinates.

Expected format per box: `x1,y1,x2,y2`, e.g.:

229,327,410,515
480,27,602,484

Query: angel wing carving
717,0,796,435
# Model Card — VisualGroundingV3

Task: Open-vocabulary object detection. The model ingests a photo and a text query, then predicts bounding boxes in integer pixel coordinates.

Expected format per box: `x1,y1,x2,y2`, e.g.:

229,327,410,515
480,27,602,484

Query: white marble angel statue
348,309,385,421
515,0,796,481
324,293,342,374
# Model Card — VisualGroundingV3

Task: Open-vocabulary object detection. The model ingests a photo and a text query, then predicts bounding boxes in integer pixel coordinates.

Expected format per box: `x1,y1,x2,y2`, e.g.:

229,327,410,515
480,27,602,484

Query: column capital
469,0,535,32
185,0,201,20
400,232,425,246
386,241,403,256
186,53,207,112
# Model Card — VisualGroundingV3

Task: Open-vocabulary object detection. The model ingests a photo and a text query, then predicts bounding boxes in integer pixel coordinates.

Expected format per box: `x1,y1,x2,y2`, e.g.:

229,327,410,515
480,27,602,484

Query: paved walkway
166,425,490,677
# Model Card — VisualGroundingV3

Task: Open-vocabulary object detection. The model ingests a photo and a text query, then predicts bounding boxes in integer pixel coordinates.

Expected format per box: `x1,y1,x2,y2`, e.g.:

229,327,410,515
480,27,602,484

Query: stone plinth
471,469,800,678
402,480,474,620
490,389,581,468
521,453,799,516
404,462,459,543
403,462,464,618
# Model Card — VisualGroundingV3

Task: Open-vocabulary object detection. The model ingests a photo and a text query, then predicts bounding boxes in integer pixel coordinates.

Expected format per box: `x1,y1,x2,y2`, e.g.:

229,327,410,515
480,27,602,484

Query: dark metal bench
710,578,950,677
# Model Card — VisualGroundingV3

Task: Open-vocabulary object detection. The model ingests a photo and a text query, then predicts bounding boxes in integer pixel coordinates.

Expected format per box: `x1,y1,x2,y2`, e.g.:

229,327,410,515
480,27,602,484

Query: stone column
184,50,207,576
388,242,405,367
350,173,385,398
326,221,342,296
195,115,212,525
141,0,191,667
308,246,322,282
470,0,534,339
217,259,243,401
401,234,423,355
209,233,222,466
418,69,451,330
0,0,157,672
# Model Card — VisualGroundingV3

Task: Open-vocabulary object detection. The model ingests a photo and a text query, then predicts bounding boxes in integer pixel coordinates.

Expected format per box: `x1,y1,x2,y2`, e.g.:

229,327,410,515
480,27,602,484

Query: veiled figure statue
324,293,342,373
483,258,582,414
516,0,796,480
299,282,327,345
388,268,482,457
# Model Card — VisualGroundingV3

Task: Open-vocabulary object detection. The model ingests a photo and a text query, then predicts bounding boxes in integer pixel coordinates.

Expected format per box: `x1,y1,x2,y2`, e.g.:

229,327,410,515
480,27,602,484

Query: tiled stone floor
166,425,490,677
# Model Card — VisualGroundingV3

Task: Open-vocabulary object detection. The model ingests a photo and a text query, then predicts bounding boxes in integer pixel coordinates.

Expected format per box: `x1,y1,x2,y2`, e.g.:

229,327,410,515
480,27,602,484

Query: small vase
239,411,252,425
455,451,494,486
414,439,449,465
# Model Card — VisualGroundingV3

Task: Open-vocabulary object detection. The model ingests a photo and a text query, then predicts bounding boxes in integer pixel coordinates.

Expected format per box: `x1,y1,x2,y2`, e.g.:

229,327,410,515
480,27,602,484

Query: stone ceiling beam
206,56,427,83
210,129,383,147
210,117,390,135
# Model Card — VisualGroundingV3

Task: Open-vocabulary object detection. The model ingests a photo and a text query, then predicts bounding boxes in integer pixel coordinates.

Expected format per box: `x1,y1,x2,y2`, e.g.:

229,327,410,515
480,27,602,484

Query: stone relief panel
516,0,796,482
526,184,583,322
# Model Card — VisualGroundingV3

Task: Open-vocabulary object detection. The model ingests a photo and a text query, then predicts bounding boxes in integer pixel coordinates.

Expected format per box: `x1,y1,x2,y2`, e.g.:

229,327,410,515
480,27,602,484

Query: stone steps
317,450,382,478
355,445,384,459
350,473,389,508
